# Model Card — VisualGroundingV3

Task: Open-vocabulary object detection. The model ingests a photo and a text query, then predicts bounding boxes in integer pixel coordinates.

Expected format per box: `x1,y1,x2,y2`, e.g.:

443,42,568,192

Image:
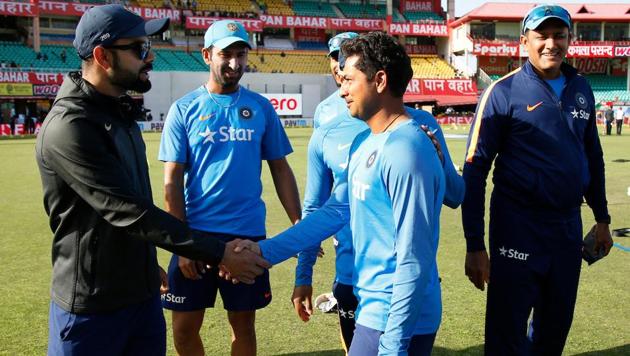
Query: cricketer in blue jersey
158,20,301,356
312,32,358,129
235,32,446,356
295,107,464,350
462,5,613,355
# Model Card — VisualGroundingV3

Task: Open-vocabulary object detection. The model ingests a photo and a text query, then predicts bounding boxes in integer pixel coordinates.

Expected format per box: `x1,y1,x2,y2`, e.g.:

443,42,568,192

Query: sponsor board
0,83,32,96
406,78,477,96
260,93,303,116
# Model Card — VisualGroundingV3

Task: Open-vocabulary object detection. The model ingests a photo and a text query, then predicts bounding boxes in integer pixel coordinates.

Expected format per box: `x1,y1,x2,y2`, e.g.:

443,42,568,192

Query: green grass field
0,128,629,355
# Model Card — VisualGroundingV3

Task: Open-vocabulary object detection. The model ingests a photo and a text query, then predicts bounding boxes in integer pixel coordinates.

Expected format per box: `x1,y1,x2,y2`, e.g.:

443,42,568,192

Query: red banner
294,28,326,43
259,14,384,31
574,58,608,74
186,17,263,32
405,44,437,55
0,1,181,20
33,84,60,96
401,0,433,12
0,1,37,17
435,116,474,125
0,71,64,85
406,78,477,96
614,46,630,57
477,56,517,75
610,58,628,76
567,45,615,58
388,23,447,37
473,42,520,57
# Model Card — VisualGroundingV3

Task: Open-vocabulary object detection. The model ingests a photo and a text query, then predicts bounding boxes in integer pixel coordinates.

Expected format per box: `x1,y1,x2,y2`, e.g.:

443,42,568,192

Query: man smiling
159,20,301,356
462,4,613,354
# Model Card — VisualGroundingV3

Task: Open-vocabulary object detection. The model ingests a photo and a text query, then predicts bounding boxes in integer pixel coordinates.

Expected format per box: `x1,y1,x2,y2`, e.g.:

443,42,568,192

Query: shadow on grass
275,345,486,356
573,344,630,355
276,350,344,356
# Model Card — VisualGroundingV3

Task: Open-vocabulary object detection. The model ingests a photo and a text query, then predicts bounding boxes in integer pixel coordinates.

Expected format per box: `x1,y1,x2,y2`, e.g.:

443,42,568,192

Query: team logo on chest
366,150,378,168
239,107,253,119
575,92,588,109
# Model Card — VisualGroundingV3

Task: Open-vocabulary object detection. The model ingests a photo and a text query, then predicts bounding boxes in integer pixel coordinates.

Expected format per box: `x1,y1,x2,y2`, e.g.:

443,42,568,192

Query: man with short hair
35,5,268,355
604,105,614,135
236,31,446,356
293,34,464,352
312,32,359,129
462,4,613,354
159,20,301,356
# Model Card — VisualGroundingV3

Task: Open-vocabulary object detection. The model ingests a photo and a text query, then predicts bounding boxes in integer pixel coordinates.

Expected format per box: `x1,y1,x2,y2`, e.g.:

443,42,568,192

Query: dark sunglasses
104,40,152,60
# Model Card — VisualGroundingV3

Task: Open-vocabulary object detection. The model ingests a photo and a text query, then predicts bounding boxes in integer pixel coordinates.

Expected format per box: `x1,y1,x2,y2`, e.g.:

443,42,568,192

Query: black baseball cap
74,4,170,59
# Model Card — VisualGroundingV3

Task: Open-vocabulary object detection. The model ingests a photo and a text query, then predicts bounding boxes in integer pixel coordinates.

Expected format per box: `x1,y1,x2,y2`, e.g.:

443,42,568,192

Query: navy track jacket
462,61,609,252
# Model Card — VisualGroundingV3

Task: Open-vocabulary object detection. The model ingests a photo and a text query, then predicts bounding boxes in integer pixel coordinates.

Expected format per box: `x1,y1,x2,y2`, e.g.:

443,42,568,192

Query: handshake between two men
219,239,267,284
218,239,268,284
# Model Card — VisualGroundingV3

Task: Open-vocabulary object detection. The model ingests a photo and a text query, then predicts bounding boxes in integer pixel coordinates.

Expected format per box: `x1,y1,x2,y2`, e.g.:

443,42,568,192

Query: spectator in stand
60,48,67,63
9,113,16,135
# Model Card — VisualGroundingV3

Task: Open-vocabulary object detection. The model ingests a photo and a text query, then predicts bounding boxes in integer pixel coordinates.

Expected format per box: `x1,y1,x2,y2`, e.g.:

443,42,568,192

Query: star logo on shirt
199,127,216,144
499,246,507,256
571,109,579,118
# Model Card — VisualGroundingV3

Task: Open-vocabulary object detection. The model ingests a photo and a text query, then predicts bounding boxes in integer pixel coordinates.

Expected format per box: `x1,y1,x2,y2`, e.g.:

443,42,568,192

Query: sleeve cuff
595,214,611,224
465,236,486,252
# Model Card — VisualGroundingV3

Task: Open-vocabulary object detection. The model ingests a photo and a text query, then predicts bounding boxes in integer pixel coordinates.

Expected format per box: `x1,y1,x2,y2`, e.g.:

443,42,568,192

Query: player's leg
347,324,380,356
227,311,257,356
163,253,218,356
123,295,167,356
333,281,359,353
530,217,582,355
407,332,437,356
485,195,543,356
219,242,271,356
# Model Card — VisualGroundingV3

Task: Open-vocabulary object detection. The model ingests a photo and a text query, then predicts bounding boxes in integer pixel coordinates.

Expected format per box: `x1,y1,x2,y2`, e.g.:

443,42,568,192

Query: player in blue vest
312,32,358,128
462,5,613,355
235,31,446,356
295,102,464,352
159,20,301,356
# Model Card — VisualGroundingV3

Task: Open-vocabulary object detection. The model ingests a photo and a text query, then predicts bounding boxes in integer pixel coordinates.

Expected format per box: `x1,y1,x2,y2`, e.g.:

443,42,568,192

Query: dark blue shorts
348,324,436,356
48,295,165,355
333,281,358,351
161,231,271,312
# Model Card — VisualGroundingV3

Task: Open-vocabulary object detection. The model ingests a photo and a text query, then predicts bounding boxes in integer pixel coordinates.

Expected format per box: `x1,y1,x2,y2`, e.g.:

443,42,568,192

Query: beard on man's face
109,53,152,93
211,62,243,89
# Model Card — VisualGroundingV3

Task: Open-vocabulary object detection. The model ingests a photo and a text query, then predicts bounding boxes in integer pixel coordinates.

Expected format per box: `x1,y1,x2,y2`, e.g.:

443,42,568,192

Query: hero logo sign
261,93,302,116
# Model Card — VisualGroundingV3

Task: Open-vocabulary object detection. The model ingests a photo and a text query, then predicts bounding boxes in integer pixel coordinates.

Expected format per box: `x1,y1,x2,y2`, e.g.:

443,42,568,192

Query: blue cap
204,20,251,49
327,32,358,56
73,4,169,59
522,4,571,34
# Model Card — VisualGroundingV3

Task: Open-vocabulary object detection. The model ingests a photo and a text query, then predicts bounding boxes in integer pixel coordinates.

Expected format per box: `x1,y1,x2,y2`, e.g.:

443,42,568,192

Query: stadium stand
195,0,256,14
134,0,166,8
336,3,405,21
247,50,328,73
295,41,328,50
403,11,444,22
586,75,626,91
260,0,294,15
410,56,457,78
292,0,337,17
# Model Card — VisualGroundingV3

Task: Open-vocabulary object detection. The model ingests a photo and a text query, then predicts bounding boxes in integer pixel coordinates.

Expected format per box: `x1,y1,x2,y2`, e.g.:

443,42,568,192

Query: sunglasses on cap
522,5,571,34
104,40,152,60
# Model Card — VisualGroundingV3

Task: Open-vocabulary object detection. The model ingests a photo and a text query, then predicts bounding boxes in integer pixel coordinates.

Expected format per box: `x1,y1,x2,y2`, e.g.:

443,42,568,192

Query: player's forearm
270,160,302,223
164,165,186,221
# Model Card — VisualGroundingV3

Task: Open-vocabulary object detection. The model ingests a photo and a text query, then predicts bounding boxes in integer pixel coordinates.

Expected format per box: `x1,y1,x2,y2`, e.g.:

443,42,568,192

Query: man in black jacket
35,5,270,355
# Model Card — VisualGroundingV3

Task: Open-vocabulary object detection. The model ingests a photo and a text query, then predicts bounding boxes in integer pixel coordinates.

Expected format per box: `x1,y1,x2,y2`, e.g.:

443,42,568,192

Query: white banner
261,93,303,116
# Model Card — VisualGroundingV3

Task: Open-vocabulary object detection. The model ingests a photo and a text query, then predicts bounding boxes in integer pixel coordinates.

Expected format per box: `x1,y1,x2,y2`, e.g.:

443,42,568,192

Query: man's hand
465,250,490,291
593,223,613,256
220,240,270,285
159,265,169,295
420,125,444,165
178,256,205,280
292,285,314,322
